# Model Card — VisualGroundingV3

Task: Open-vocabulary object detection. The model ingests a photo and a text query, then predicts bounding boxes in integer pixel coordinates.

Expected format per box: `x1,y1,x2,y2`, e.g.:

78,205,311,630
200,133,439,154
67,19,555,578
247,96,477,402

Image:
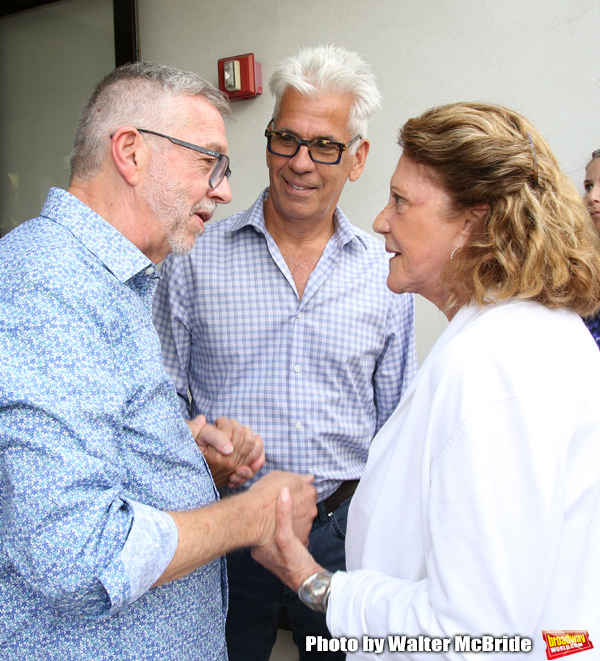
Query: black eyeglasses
137,128,231,189
265,125,362,165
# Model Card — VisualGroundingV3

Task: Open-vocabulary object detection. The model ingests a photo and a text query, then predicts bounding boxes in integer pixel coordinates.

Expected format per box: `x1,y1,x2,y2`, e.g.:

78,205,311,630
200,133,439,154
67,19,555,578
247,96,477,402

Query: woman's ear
460,204,489,239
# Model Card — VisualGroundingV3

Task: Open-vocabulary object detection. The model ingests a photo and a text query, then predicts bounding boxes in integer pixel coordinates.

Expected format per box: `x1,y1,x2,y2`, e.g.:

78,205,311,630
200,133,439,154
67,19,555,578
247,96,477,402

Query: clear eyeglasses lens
209,156,231,189
271,134,339,164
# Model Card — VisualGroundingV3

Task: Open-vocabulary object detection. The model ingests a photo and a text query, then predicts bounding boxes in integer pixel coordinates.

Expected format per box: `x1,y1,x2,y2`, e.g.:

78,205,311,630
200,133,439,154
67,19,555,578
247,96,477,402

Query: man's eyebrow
205,141,227,153
188,142,226,160
275,127,339,142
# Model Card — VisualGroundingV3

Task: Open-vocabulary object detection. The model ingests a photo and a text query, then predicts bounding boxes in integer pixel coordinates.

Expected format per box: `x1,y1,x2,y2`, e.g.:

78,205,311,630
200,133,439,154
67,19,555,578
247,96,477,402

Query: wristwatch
297,571,333,613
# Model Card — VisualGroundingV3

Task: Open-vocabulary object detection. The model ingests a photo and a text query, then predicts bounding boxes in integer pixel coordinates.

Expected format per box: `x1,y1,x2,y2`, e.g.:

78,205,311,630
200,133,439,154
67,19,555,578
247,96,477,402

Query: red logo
542,631,594,659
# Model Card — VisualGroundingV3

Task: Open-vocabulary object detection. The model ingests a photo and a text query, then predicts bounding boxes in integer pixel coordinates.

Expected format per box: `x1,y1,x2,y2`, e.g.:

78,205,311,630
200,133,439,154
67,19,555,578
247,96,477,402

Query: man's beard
142,158,216,255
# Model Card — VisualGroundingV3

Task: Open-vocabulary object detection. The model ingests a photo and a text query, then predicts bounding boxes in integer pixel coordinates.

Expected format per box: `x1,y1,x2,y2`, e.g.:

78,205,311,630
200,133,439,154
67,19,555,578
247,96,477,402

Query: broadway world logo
542,631,594,659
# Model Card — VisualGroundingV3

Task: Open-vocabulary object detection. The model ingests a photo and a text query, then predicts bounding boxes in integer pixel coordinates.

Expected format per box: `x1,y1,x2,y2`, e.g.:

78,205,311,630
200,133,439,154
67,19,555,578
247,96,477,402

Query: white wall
138,0,599,362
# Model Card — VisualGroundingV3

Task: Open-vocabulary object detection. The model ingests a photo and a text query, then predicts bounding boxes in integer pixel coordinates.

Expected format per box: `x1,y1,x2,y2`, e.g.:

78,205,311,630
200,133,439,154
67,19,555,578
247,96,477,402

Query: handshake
156,417,319,587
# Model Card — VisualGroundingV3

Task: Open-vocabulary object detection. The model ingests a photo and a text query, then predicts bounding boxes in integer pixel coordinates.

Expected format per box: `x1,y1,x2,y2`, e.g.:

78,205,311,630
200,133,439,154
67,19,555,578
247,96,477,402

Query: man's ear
111,127,146,186
348,139,370,183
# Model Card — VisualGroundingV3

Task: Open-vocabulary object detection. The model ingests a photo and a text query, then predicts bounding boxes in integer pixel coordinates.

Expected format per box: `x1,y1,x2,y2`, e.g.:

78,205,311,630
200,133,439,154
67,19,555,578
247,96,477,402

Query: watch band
297,571,333,613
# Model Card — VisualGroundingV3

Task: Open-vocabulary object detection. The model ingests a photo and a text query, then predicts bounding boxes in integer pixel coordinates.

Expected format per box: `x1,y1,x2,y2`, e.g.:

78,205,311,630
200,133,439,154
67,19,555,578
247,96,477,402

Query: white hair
268,45,382,151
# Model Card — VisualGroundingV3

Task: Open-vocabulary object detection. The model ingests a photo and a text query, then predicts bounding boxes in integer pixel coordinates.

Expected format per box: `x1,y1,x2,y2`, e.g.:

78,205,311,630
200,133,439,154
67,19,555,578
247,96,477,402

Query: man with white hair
153,46,417,659
0,62,317,660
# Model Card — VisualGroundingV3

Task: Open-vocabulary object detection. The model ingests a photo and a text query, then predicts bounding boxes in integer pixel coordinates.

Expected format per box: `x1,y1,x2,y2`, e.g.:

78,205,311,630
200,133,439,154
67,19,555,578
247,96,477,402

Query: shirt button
293,365,301,373
297,312,302,319
295,421,303,431
145,267,155,275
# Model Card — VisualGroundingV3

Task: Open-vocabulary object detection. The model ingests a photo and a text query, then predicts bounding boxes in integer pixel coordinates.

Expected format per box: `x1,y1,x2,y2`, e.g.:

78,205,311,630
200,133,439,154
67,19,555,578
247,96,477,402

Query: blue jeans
226,497,350,661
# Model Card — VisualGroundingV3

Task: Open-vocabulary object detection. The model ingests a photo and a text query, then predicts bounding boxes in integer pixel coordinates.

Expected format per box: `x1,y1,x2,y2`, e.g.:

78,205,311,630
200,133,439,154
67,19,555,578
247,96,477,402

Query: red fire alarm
218,53,262,100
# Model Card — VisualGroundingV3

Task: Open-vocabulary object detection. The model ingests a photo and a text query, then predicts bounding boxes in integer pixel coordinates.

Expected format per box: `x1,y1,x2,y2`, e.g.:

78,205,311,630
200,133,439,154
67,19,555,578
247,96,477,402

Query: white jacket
327,300,600,660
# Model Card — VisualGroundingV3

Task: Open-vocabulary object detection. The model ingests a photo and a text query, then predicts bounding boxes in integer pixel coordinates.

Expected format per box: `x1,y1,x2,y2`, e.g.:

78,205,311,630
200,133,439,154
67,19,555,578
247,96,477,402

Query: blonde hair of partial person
268,45,382,151
70,61,231,182
399,101,600,317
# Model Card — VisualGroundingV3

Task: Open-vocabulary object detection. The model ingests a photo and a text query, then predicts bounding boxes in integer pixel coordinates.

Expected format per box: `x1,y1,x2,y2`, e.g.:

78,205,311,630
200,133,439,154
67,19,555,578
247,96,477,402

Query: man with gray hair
153,46,417,659
0,62,317,660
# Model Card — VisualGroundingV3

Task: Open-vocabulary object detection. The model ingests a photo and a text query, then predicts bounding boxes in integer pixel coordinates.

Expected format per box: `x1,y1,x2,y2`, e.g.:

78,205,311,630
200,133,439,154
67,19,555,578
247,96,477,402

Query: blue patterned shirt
584,313,600,350
0,189,227,660
153,189,417,500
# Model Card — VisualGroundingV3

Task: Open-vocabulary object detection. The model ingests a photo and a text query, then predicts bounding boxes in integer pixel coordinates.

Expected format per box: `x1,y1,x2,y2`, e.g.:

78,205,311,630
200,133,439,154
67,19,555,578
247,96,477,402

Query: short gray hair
268,45,382,149
70,61,230,181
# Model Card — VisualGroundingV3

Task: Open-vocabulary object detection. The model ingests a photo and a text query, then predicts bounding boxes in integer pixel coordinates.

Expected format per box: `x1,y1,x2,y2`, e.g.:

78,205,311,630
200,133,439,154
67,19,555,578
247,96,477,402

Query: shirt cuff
99,499,179,611
326,569,393,638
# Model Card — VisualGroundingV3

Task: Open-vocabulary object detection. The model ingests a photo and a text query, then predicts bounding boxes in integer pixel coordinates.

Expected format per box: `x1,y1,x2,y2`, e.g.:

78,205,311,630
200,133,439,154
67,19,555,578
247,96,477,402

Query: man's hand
185,415,265,488
156,471,316,588
252,487,323,592
246,471,317,548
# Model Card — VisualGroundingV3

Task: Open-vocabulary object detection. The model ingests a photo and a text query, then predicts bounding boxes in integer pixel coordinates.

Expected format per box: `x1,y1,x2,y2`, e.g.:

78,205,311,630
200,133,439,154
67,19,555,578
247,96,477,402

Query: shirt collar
226,188,368,250
40,188,155,283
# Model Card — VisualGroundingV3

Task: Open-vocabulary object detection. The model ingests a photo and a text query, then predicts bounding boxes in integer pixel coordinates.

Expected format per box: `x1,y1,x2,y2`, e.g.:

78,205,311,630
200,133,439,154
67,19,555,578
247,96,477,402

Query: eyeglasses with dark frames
264,124,362,165
137,128,231,189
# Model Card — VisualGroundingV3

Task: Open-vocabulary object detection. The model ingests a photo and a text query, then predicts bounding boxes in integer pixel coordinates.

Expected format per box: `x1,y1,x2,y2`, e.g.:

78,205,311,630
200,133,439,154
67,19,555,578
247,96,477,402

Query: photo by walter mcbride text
306,635,534,654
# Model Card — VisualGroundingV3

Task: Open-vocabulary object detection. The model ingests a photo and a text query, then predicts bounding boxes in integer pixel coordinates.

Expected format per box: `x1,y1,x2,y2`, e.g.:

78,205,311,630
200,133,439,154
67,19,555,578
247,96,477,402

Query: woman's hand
252,487,324,592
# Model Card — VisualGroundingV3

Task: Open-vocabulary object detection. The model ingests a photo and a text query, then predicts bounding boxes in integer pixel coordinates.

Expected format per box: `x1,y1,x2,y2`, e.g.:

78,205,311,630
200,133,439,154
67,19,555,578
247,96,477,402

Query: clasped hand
251,479,324,593
186,415,265,488
246,470,317,550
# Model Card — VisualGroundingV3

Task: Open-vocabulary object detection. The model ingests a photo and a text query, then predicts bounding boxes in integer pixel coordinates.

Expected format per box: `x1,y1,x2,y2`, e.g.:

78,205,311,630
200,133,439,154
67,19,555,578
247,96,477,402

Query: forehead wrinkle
176,113,228,155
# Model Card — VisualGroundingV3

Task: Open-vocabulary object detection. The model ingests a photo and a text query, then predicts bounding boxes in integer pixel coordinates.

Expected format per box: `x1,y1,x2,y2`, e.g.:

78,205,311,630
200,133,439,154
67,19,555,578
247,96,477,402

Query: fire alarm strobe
218,53,262,100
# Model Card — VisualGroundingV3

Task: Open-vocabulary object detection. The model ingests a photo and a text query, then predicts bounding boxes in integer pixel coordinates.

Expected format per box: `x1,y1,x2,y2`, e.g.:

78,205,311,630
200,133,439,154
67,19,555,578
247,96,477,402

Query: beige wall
138,0,600,361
